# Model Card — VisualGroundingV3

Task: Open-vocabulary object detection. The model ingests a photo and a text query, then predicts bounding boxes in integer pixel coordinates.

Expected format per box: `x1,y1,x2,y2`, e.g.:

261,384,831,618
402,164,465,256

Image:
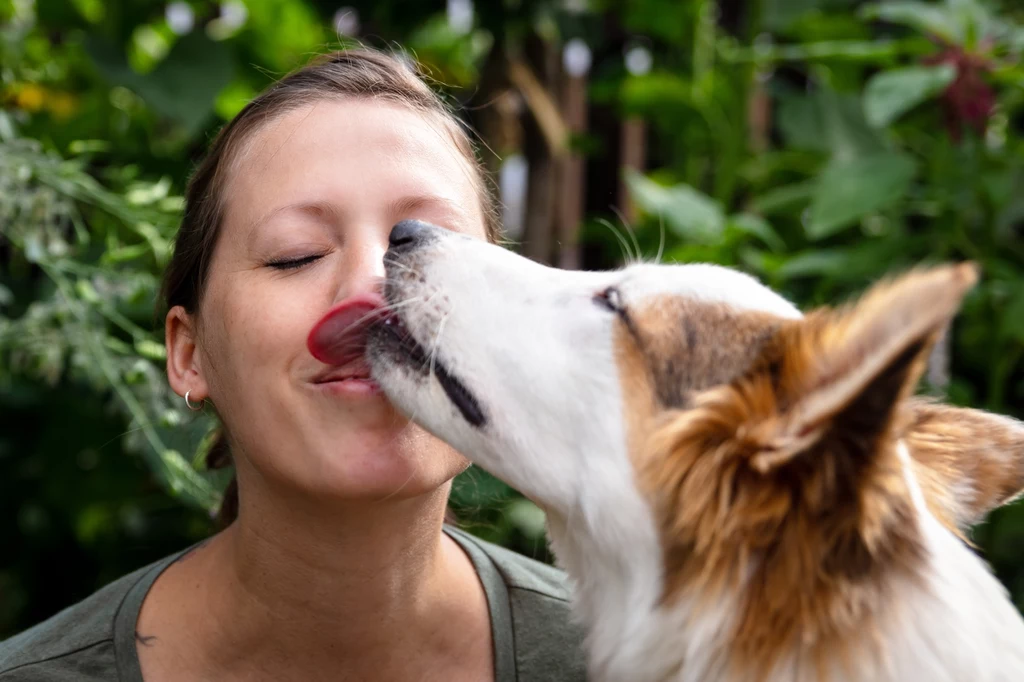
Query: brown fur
618,299,782,409
614,299,786,473
903,398,1024,530
615,264,1023,679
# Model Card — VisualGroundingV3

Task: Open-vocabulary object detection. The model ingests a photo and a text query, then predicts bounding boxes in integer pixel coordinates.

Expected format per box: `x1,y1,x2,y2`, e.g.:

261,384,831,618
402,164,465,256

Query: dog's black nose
389,220,434,249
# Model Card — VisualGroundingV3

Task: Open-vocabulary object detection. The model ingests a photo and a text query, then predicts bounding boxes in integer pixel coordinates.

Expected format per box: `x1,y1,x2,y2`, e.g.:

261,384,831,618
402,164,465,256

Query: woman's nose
331,232,389,302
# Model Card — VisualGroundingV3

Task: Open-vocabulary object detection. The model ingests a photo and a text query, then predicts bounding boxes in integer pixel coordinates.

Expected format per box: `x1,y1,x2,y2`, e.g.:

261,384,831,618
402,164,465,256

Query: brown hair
161,47,501,526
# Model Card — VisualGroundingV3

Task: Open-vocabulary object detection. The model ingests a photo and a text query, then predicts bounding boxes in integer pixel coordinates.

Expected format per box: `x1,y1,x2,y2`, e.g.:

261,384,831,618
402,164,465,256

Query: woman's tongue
307,294,387,367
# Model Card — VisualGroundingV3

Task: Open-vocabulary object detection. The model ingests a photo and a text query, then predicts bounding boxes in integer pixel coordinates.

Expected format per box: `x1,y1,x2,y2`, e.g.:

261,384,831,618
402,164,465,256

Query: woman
0,49,586,681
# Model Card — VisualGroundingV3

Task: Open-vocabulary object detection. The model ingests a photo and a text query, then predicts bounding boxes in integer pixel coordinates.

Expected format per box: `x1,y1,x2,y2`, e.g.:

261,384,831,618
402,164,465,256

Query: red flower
923,44,996,142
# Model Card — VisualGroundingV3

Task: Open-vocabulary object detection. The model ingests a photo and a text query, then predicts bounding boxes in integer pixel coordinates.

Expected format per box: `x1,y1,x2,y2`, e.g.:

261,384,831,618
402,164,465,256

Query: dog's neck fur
545,476,733,682
545,436,1024,682
545,506,674,681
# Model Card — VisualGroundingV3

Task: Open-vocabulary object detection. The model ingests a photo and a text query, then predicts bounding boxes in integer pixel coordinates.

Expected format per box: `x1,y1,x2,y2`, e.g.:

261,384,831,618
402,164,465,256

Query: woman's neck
228,486,453,624
140,482,492,681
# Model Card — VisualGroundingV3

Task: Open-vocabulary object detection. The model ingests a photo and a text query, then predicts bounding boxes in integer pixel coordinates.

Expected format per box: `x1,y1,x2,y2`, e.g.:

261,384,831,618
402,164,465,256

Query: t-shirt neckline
112,526,516,681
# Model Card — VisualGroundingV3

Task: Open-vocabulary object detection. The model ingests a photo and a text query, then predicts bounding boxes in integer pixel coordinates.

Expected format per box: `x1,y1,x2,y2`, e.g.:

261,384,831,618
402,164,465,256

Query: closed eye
265,253,325,270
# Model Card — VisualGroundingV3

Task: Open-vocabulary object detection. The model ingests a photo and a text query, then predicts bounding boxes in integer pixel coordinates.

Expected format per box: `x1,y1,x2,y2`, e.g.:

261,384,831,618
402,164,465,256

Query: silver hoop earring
184,390,204,411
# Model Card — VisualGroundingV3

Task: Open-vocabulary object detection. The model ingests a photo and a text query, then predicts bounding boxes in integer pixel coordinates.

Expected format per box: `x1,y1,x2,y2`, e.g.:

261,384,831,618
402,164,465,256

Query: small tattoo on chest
136,632,158,646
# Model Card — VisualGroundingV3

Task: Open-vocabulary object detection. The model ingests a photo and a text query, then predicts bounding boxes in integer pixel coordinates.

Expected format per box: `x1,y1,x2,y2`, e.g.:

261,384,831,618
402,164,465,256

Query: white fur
622,262,802,320
887,442,1024,681
368,227,1024,681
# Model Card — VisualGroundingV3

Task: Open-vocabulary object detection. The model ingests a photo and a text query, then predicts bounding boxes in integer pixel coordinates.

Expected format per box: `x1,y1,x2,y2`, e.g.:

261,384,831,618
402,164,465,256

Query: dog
312,219,1024,681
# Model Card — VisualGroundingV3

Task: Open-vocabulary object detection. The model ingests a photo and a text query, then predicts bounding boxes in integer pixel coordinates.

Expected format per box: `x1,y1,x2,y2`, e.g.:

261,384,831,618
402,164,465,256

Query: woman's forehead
221,100,484,235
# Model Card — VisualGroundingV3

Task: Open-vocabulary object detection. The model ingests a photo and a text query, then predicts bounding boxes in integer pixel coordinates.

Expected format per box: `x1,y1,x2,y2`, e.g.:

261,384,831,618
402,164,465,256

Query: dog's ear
746,263,978,474
904,399,1024,529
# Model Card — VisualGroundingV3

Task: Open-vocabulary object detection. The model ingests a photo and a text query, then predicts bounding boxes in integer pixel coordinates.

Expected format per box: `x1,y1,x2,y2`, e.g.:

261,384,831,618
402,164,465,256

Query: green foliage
807,152,918,239
622,0,1024,611
0,137,222,509
2,0,1024,637
87,32,236,135
863,64,956,128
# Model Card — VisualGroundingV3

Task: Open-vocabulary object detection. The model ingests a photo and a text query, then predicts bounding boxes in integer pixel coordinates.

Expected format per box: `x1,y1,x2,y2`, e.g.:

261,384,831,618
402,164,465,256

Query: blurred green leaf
778,89,886,160
626,170,726,243
72,0,104,23
999,282,1024,343
88,32,235,134
620,72,694,115
777,93,829,152
406,15,491,87
749,180,817,215
134,339,166,361
770,235,919,282
727,213,786,252
807,153,917,239
160,449,220,509
863,64,956,128
725,39,916,64
774,248,854,278
74,504,113,544
761,0,857,32
67,140,111,155
243,0,327,71
101,243,150,264
450,466,513,509
506,498,547,540
125,177,171,206
214,80,257,121
820,88,888,162
861,2,962,43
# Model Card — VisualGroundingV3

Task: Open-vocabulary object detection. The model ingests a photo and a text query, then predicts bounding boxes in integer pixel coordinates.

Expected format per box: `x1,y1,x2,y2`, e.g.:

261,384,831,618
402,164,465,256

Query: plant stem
38,259,219,510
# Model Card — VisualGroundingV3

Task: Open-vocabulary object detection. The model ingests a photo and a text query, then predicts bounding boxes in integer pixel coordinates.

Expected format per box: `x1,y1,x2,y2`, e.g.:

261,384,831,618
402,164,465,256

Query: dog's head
317,220,1024,675
361,220,805,514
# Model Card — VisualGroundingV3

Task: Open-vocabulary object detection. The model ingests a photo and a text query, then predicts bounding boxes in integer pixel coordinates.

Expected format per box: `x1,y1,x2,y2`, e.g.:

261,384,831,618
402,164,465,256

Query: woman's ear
166,305,209,401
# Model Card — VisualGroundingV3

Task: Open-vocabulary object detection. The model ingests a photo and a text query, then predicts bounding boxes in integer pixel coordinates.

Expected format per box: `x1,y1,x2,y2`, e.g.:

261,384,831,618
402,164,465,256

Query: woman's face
172,99,487,502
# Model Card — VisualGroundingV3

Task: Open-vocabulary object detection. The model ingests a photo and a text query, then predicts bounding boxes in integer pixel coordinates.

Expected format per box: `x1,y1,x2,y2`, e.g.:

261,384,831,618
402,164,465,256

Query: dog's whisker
382,256,425,279
597,217,638,266
428,309,452,379
364,296,451,468
610,205,643,265
325,292,438,336
656,213,666,265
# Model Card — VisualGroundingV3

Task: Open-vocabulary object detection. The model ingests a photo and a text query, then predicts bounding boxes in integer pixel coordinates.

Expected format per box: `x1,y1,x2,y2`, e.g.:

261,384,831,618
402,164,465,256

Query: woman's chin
306,439,468,503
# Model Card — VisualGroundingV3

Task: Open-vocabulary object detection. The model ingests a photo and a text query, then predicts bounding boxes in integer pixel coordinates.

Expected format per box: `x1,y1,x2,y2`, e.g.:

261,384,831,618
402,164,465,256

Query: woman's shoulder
0,550,185,681
446,526,588,681
451,527,573,602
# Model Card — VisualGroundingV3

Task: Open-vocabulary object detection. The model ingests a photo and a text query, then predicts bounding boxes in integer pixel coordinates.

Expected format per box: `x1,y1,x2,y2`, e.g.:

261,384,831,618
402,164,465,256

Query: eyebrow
386,194,469,225
247,200,341,240
247,194,470,241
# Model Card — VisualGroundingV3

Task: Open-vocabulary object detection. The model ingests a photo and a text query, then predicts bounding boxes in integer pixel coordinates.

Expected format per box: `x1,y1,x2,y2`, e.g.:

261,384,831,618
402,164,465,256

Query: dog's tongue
307,294,387,366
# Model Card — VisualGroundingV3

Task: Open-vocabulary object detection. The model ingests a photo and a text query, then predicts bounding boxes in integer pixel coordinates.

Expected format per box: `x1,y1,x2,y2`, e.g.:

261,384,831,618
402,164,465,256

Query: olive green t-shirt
0,526,587,681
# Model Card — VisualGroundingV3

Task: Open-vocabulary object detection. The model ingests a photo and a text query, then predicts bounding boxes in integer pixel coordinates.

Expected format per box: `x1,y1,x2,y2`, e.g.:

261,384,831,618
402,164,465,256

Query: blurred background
2,0,1024,637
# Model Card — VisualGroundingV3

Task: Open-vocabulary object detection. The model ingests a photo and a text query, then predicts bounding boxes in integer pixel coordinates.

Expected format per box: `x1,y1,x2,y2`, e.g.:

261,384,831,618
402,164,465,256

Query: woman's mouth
308,293,390,367
307,294,390,398
311,356,383,397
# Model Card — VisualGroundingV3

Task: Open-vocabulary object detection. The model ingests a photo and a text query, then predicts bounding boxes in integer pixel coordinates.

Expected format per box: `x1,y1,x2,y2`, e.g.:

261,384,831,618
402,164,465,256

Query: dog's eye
594,287,624,313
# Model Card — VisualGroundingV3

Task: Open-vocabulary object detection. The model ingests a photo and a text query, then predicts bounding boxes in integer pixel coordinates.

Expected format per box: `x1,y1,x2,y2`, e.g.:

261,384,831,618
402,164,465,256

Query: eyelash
265,254,325,270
